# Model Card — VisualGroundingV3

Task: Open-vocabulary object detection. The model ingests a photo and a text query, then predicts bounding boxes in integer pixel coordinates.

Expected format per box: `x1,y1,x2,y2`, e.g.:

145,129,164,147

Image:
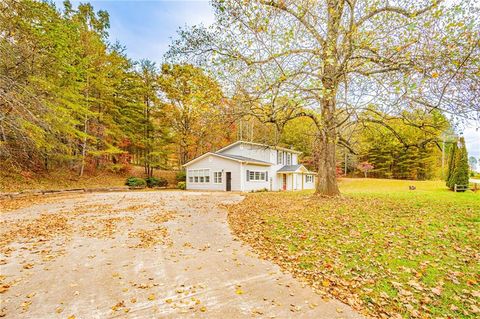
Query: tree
168,0,479,196
446,141,458,189
135,60,171,177
158,64,232,166
357,109,448,180
448,137,470,190
357,162,374,178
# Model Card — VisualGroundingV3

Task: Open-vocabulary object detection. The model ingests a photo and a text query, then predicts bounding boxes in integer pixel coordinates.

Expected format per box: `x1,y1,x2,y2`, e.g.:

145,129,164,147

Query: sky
58,0,479,166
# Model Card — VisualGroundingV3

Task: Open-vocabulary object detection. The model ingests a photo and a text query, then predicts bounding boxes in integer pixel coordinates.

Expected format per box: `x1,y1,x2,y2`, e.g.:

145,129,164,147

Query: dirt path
0,191,364,318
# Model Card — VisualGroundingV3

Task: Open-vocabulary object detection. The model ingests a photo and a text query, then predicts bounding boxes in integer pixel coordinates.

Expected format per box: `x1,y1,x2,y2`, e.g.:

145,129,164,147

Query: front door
282,174,287,191
226,172,232,191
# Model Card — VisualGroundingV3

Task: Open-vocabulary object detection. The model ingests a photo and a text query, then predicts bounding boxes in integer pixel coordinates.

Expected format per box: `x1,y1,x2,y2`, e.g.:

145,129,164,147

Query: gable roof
216,141,302,154
215,153,272,165
183,152,272,167
277,164,317,174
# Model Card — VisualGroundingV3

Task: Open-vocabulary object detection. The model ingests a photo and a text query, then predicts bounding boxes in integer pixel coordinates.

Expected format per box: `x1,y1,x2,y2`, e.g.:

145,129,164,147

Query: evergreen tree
446,143,458,188
448,138,470,191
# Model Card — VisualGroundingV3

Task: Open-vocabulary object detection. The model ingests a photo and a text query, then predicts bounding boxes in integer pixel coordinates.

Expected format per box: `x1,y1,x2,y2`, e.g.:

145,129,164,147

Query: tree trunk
314,0,343,196
79,116,88,177
315,127,340,196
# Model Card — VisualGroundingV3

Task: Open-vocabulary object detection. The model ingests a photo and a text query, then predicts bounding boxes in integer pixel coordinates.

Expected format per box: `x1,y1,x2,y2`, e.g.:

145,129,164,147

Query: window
247,170,267,181
286,153,292,165
306,175,314,183
188,169,210,183
213,171,222,183
277,151,283,164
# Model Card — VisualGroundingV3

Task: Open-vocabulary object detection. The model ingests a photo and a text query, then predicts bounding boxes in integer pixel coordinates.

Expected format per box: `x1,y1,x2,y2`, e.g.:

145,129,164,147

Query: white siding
301,174,316,190
220,143,271,162
186,155,241,191
242,164,272,192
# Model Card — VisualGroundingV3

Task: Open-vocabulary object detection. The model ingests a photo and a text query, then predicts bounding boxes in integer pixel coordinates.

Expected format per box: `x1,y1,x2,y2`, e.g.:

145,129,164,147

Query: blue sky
56,0,215,62
58,1,479,164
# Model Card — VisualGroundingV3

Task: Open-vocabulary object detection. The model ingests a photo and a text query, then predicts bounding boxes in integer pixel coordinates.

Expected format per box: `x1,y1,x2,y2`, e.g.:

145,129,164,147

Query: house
183,141,316,192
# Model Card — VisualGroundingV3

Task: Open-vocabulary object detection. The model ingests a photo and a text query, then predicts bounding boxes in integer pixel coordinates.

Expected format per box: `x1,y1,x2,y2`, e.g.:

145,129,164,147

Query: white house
183,141,316,192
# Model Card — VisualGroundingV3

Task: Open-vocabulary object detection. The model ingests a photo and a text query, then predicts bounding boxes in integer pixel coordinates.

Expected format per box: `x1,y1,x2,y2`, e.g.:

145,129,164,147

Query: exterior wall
304,174,315,190
185,155,241,191
242,163,272,192
220,142,299,166
220,143,271,162
295,173,316,190
277,173,316,191
185,142,306,192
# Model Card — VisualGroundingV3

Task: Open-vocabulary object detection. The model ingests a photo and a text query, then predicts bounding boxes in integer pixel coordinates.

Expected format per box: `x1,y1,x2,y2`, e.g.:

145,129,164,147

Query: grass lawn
228,179,480,319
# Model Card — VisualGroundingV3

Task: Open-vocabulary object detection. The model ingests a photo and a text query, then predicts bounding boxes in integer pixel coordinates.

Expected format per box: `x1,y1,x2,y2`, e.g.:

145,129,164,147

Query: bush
176,170,186,182
125,177,146,187
145,177,168,188
177,181,186,190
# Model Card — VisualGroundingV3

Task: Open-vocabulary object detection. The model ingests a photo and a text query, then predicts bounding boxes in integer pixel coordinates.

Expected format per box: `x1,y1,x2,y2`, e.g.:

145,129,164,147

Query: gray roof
277,165,304,172
215,153,272,165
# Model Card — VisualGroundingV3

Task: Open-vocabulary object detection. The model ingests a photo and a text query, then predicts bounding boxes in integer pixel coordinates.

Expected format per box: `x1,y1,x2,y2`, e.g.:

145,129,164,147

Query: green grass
228,179,480,318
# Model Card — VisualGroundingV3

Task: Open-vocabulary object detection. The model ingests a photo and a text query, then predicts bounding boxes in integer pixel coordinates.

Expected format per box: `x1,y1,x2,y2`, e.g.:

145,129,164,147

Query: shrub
177,181,186,190
125,177,146,187
176,170,186,182
145,177,168,188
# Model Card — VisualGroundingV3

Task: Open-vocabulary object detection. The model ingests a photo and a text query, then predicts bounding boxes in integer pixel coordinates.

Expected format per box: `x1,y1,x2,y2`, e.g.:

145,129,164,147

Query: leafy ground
0,166,177,192
228,179,480,319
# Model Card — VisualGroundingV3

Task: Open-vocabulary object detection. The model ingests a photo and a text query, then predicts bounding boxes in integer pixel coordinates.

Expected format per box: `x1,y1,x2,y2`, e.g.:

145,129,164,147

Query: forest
0,0,477,190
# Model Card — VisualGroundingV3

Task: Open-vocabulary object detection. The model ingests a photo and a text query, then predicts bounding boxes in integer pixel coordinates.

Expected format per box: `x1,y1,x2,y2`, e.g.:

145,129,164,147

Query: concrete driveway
0,191,363,318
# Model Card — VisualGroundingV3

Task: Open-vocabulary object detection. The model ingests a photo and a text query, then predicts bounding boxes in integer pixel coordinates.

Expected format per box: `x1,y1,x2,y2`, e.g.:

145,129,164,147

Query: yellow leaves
67,315,76,319
111,301,125,311
235,288,244,295
199,306,207,312
431,72,439,78
321,280,330,287
0,285,9,294
147,294,155,301
55,307,63,314
21,301,32,311
165,298,173,304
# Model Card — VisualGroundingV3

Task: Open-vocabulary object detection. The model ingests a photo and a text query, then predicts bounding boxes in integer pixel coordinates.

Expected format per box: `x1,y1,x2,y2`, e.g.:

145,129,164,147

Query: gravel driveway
0,191,363,318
